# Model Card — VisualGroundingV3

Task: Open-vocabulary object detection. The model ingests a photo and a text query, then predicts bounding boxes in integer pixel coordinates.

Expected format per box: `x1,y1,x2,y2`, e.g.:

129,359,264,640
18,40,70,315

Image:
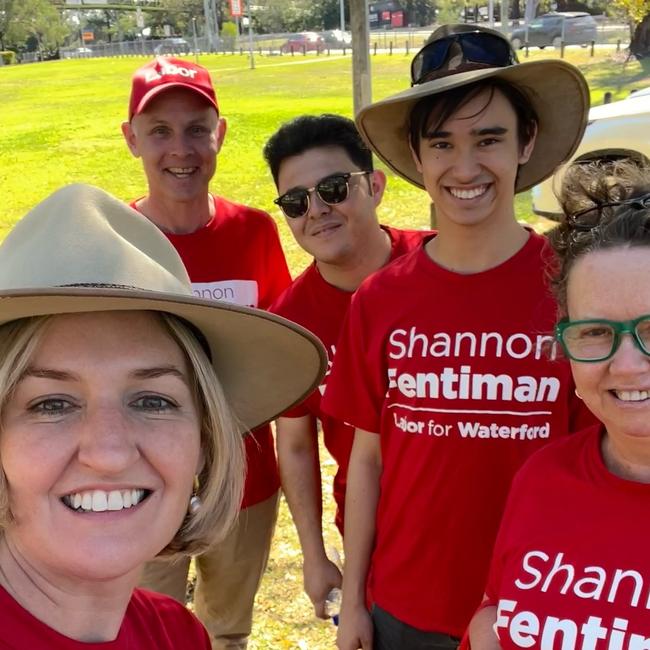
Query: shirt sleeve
281,398,312,418
321,287,385,434
258,217,291,309
483,467,527,606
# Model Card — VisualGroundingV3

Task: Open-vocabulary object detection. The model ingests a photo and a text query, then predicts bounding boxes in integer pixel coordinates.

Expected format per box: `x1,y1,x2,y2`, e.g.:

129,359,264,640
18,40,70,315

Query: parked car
280,32,324,54
322,29,352,48
531,88,650,220
510,12,598,49
153,38,190,55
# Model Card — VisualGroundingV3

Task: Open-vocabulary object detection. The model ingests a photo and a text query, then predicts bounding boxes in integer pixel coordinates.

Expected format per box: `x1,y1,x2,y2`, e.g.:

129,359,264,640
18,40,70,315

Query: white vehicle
532,87,650,220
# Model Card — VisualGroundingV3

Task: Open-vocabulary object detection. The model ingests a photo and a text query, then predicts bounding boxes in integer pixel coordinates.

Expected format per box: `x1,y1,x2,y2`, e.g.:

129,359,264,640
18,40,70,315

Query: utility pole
247,0,255,70
501,0,510,34
340,0,345,32
350,0,371,114
203,0,218,51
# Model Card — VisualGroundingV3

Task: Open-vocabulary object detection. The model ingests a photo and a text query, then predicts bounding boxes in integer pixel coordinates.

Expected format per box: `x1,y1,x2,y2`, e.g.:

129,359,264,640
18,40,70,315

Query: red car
280,32,324,54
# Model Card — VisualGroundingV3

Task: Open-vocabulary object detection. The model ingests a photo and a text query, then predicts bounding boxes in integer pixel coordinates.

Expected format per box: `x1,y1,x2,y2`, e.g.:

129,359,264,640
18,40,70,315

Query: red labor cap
128,57,218,120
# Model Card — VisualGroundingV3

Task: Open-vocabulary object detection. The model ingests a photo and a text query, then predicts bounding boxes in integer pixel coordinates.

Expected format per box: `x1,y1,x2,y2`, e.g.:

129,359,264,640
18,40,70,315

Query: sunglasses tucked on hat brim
356,59,589,193
0,184,327,434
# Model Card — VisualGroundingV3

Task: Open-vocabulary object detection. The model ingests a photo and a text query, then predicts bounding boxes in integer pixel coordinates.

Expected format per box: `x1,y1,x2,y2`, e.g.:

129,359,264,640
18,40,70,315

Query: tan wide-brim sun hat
0,184,327,433
356,59,590,193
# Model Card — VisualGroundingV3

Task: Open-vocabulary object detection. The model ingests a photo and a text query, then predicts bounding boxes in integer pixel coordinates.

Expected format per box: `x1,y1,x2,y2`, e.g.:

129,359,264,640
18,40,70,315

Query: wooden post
590,40,595,56
351,0,371,115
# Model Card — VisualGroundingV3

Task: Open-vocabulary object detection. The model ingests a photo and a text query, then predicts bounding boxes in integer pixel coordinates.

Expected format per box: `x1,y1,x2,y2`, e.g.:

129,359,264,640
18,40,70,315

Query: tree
624,0,650,57
152,0,231,36
0,0,68,54
147,0,200,36
435,0,464,24
251,0,314,34
610,0,650,57
401,0,436,26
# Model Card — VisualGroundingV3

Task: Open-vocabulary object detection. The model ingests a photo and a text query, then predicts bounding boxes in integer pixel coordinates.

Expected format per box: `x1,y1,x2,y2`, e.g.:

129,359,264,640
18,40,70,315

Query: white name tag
191,280,259,308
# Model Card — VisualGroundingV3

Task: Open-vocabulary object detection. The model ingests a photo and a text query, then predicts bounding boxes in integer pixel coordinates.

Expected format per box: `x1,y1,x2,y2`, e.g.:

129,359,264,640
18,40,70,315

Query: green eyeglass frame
555,314,650,363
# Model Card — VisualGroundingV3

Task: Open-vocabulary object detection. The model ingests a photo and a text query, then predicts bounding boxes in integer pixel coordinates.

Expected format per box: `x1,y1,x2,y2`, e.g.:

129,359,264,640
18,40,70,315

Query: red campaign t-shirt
270,226,432,533
486,425,650,650
321,230,596,636
0,586,210,649
130,196,291,508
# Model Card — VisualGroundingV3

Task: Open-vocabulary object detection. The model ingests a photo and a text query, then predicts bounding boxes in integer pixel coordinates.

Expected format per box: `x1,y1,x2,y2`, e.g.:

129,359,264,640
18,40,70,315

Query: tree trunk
630,13,650,59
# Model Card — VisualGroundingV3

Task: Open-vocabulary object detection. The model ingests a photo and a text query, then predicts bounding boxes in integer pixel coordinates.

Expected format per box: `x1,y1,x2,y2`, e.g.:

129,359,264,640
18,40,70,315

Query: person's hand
303,556,342,619
336,603,373,650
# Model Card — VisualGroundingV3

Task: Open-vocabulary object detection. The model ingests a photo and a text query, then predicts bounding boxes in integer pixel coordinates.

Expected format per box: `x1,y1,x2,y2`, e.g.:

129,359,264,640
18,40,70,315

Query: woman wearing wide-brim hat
0,183,326,648
321,24,595,650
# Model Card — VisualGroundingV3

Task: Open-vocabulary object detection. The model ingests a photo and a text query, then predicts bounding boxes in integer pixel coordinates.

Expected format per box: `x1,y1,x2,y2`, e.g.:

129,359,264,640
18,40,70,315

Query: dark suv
510,12,598,49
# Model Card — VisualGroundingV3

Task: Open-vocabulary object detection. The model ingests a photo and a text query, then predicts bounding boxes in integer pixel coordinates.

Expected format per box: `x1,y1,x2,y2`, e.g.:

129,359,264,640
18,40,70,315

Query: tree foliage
200,0,349,34
611,0,650,24
401,0,437,25
0,0,68,53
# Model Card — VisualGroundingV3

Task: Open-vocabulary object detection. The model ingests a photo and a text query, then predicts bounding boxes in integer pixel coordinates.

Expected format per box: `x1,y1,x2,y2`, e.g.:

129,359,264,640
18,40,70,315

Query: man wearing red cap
121,56,290,650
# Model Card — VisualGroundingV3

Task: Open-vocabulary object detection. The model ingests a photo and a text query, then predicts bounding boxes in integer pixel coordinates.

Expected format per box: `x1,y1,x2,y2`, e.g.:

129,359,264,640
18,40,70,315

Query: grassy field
1,48,649,267
0,48,649,649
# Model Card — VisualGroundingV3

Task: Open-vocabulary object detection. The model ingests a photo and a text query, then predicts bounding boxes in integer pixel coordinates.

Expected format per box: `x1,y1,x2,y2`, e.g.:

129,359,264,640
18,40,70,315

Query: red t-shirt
270,226,431,533
0,586,210,649
131,196,291,508
322,231,595,636
486,425,650,650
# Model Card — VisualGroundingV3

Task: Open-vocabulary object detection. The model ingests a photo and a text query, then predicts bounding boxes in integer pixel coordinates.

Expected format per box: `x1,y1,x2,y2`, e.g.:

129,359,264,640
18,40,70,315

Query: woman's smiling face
567,247,650,443
0,310,202,584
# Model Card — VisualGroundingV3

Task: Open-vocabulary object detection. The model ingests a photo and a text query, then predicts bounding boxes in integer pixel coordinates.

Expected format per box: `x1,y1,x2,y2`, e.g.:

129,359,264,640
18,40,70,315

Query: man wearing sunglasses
321,25,596,650
263,114,431,619
121,57,290,650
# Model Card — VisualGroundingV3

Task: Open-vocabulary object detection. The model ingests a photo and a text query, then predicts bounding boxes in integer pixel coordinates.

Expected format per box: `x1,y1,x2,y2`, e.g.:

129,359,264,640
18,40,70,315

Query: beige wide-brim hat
356,60,590,193
0,184,327,433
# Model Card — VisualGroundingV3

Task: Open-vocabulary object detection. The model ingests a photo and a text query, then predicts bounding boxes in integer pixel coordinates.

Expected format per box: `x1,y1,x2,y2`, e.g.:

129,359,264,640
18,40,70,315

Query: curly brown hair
549,160,650,315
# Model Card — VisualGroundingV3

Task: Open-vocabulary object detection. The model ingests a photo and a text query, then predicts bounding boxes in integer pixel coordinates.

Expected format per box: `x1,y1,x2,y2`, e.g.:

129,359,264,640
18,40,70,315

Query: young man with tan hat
121,56,290,650
263,114,430,618
321,25,596,650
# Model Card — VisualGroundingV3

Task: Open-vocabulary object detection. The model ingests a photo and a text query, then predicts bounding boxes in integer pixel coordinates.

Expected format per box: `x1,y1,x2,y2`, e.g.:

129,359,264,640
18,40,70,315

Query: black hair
550,160,650,315
263,114,374,186
408,78,538,159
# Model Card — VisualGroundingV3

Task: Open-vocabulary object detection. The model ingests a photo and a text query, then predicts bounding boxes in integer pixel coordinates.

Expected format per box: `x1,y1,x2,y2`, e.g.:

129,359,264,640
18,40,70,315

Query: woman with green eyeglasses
467,161,650,650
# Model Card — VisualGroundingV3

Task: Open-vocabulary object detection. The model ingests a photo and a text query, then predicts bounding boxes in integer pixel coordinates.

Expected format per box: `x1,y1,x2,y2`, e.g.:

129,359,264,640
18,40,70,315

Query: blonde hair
0,311,245,558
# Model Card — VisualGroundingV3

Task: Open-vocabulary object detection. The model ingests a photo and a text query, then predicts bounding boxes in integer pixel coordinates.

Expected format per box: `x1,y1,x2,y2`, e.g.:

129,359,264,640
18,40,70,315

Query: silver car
532,88,650,220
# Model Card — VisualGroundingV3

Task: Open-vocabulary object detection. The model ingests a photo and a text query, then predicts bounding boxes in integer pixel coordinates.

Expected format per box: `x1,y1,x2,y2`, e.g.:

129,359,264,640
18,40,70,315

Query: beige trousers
141,491,280,650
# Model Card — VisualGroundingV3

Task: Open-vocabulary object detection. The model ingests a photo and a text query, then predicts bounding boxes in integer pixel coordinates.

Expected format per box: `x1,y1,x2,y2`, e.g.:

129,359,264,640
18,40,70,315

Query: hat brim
356,60,589,193
0,288,327,433
132,83,218,119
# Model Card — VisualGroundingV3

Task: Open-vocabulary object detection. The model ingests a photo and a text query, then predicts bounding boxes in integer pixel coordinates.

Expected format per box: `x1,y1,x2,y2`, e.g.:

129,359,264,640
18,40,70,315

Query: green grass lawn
1,49,648,269
0,48,649,649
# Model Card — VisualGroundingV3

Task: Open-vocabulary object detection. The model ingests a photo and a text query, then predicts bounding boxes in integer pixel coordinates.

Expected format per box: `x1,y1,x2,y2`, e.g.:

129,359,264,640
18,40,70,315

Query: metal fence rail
56,21,630,61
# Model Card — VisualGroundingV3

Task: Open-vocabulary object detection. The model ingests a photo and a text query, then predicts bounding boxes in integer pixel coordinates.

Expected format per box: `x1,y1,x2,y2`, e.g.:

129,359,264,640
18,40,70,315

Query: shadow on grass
585,54,650,97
